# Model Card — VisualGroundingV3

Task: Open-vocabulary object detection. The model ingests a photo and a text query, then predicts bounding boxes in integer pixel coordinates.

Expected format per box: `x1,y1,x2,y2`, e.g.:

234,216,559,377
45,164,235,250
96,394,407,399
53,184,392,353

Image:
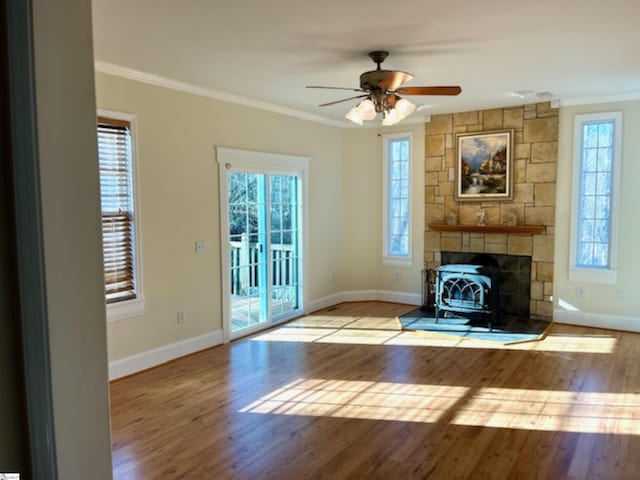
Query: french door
218,148,307,340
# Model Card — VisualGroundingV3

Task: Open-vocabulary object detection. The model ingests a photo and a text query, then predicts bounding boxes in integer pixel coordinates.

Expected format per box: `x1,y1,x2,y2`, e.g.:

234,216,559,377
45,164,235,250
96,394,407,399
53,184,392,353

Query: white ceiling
92,0,640,126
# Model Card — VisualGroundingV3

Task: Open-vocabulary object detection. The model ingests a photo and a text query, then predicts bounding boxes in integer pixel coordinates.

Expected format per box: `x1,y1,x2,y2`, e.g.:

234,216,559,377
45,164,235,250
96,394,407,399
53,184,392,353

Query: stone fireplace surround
424,102,558,318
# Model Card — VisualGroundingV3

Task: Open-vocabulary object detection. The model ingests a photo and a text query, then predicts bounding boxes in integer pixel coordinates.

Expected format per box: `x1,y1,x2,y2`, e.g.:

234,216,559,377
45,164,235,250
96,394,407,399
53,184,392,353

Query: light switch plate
195,241,207,254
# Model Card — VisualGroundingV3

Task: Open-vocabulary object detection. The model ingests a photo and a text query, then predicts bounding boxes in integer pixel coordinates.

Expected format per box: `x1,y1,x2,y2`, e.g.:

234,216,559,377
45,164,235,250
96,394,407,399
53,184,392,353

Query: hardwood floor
110,302,640,479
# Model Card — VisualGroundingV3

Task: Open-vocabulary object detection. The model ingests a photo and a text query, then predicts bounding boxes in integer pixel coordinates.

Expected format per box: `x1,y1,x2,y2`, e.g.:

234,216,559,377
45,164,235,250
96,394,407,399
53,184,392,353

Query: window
570,111,622,284
97,112,143,318
383,133,412,265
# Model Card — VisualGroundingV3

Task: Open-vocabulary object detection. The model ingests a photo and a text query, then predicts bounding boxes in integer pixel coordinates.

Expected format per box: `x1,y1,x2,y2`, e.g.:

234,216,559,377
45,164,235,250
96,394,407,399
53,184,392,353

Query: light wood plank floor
110,302,640,479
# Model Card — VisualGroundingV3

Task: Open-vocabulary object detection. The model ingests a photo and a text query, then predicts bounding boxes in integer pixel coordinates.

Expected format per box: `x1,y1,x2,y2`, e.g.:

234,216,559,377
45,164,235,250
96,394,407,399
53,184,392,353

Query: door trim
216,147,310,342
6,0,58,476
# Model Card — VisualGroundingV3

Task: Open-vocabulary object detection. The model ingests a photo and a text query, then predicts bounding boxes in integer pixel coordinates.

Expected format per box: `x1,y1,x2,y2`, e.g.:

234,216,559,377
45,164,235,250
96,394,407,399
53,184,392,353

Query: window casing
569,111,622,284
97,111,144,319
383,133,412,266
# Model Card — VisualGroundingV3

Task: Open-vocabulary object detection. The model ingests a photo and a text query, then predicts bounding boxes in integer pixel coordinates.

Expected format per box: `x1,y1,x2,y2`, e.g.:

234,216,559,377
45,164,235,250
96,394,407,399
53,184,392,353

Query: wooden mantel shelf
428,223,545,234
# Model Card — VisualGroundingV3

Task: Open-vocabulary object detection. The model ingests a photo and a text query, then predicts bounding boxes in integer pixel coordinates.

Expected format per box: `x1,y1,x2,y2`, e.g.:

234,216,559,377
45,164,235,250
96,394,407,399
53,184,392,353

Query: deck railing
230,234,296,297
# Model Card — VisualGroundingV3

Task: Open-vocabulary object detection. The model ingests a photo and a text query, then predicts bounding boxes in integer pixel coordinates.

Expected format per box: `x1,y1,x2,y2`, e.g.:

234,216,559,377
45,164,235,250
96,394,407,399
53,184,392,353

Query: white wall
555,99,640,325
33,0,113,477
341,128,381,290
95,72,344,362
342,122,425,298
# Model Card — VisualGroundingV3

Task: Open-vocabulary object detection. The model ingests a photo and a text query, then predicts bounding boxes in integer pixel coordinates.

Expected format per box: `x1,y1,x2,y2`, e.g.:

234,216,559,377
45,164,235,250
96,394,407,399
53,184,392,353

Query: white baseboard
306,293,345,313
111,292,421,379
307,289,421,313
376,290,422,305
109,330,224,380
342,290,379,302
554,309,640,333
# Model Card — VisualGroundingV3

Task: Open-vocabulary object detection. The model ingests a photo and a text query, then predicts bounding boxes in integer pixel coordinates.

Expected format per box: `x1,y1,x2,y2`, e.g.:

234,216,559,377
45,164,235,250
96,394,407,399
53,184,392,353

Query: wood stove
434,264,500,330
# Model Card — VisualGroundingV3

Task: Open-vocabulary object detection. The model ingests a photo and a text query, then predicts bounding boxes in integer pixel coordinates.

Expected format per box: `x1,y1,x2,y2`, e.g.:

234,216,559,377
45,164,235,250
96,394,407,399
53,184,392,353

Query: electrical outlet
576,286,584,298
177,311,186,324
394,271,401,281
331,273,336,284
195,241,207,255
617,289,625,301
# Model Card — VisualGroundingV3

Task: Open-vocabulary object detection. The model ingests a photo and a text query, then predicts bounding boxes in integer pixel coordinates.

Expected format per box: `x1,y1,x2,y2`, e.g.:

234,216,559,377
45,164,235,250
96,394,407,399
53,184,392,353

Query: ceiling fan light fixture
355,99,376,121
394,98,416,119
310,52,461,126
345,107,363,125
382,108,401,126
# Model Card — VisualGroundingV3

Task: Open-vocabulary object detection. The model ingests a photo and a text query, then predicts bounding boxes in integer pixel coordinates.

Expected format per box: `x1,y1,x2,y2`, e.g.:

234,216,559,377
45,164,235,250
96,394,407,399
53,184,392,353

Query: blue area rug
399,308,551,344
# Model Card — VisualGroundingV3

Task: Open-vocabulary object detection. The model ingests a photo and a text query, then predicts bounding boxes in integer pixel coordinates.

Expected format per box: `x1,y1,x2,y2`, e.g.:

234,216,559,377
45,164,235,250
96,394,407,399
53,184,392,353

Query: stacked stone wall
425,102,558,317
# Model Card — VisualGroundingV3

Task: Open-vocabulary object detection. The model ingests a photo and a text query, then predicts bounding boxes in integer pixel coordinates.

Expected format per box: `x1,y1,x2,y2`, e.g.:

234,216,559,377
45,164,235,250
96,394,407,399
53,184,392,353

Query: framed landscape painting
455,129,514,201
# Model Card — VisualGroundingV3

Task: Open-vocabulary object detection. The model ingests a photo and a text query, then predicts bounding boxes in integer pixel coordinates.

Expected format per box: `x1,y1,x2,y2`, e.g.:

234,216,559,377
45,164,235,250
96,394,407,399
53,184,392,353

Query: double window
383,133,412,265
97,113,143,317
570,111,622,284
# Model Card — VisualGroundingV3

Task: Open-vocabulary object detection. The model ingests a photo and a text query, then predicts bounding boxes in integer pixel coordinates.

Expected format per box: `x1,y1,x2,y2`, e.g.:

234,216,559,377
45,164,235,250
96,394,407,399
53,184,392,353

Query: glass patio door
228,172,269,332
270,175,301,321
226,170,303,338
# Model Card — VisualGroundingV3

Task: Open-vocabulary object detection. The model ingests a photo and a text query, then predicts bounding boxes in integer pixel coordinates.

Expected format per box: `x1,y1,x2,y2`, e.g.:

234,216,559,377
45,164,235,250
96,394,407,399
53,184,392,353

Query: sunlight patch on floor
342,316,403,330
526,334,617,353
251,317,617,353
240,378,469,423
240,378,640,434
314,328,400,345
384,330,464,347
287,315,359,329
251,327,339,343
451,387,640,434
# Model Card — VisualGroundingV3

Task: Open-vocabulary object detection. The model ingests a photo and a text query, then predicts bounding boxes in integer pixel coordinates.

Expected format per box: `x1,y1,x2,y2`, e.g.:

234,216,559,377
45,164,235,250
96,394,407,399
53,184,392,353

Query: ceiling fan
307,51,462,125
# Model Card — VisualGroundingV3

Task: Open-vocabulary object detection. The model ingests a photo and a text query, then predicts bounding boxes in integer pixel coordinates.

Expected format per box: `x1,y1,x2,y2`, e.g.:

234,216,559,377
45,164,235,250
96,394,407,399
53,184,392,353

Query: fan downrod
368,50,389,70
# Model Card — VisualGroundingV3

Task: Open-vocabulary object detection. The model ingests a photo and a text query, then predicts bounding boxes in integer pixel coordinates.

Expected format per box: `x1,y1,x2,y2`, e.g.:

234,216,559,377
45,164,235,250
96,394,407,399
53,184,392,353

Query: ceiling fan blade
307,86,365,92
318,94,369,107
376,71,413,91
395,86,462,96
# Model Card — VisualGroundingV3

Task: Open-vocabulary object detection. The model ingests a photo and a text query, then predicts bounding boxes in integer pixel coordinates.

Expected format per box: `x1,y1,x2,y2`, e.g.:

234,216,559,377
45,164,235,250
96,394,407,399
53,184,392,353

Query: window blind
97,116,136,303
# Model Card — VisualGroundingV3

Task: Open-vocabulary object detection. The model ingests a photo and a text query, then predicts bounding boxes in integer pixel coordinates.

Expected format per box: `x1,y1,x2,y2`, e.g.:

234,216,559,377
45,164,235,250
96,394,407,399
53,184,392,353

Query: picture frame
455,129,514,201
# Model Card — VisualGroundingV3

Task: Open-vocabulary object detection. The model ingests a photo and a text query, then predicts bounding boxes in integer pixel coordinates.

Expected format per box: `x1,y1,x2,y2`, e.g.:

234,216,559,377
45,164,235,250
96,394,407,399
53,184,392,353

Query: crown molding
559,91,640,107
94,61,437,129
100,61,639,128
94,60,345,127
